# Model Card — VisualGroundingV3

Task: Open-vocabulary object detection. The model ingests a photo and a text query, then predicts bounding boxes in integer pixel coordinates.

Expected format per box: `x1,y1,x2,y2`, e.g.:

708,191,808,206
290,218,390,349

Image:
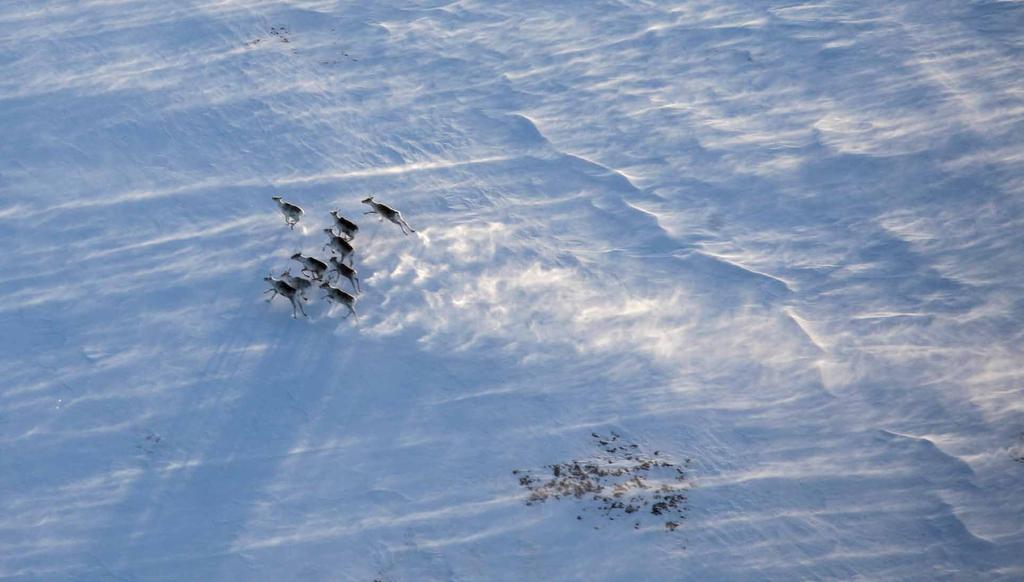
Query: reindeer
272,196,304,230
328,256,360,293
290,253,328,280
264,274,307,318
322,229,354,265
320,282,358,321
279,269,313,301
361,196,415,235
329,210,359,241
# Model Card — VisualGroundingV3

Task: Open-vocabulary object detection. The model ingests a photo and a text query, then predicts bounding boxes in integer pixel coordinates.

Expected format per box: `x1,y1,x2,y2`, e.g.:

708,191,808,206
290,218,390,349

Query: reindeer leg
354,276,361,293
265,289,278,302
294,297,308,318
392,214,409,235
320,300,335,317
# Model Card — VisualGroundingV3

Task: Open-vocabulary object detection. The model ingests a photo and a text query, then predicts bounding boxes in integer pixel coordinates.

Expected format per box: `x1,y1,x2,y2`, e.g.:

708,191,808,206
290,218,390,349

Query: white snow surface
2,0,1024,580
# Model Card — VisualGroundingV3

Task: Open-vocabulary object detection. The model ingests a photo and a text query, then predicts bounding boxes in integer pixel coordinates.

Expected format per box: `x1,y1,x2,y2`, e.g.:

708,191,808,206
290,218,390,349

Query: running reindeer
321,281,358,321
361,196,415,235
264,273,308,319
329,210,359,241
328,256,360,294
272,196,304,230
323,229,355,265
291,253,329,281
279,269,313,301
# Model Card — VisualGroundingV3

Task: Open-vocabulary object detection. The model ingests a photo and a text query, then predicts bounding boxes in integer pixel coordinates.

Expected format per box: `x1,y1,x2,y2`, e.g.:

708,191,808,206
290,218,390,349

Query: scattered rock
514,432,690,531
269,26,291,43
134,430,165,458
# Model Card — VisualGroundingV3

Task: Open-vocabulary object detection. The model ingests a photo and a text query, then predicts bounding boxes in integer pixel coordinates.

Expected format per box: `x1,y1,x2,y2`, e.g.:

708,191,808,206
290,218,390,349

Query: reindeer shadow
81,305,345,578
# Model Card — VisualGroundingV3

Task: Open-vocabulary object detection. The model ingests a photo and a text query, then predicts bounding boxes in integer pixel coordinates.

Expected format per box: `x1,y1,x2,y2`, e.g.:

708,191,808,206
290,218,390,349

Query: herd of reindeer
263,194,416,322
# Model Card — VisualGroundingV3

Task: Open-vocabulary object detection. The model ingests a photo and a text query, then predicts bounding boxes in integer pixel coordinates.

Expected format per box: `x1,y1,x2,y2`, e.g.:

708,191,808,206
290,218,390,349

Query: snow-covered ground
2,0,1023,579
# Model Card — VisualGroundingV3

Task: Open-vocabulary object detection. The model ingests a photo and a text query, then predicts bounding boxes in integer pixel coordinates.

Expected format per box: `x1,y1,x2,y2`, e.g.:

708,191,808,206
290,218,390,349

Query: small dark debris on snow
269,26,291,43
514,432,690,531
134,430,165,457
246,25,293,47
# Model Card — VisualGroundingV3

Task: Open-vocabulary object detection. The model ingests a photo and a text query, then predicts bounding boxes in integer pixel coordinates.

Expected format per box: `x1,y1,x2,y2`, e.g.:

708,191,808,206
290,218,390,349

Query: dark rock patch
514,432,691,531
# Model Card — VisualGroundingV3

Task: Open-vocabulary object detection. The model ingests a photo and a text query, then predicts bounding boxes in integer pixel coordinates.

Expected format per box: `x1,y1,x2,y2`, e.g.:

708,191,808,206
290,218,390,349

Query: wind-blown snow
2,0,1023,580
